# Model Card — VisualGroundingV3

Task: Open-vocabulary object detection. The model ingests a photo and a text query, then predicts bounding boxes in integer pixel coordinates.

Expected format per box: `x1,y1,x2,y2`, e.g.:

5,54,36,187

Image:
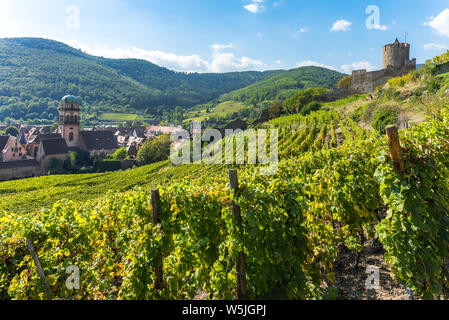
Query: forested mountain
219,66,345,105
0,38,282,122
0,38,344,124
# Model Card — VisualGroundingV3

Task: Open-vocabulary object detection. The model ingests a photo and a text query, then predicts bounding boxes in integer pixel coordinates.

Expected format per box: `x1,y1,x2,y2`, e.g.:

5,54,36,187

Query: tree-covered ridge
0,37,284,122
218,66,345,105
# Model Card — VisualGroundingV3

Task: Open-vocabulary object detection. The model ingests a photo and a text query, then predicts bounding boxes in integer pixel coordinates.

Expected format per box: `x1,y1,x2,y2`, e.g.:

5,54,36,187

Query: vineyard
1,106,449,300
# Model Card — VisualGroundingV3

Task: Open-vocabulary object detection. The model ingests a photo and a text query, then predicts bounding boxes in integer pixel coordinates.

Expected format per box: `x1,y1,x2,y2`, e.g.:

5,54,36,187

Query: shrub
378,88,401,101
112,147,127,160
387,72,415,88
427,78,442,93
137,134,171,165
300,102,321,116
95,159,122,172
372,106,399,134
48,158,64,174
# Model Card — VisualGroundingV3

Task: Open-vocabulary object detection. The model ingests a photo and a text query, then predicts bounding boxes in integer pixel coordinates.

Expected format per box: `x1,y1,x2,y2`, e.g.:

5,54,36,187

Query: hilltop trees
269,100,283,119
337,75,352,90
137,134,172,165
284,88,327,114
5,126,19,136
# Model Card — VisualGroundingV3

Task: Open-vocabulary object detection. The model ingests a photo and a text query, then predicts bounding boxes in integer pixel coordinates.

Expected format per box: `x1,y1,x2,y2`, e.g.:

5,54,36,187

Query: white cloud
273,0,285,7
373,24,388,31
211,43,233,51
62,39,264,73
244,0,265,14
293,27,308,39
295,60,339,72
209,53,265,73
424,9,449,37
423,43,448,50
256,32,268,40
341,61,376,74
330,20,352,32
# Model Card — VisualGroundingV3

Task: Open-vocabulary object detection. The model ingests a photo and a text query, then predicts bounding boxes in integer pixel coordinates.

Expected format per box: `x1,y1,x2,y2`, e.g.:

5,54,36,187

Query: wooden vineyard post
386,125,405,174
151,189,163,291
228,169,248,300
26,237,53,299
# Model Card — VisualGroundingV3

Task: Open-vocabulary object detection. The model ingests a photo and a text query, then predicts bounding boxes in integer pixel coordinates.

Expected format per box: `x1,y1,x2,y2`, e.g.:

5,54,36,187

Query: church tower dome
58,95,81,148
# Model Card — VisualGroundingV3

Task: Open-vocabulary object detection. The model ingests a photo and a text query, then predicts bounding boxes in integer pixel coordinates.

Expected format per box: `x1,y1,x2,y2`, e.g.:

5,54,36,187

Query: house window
69,132,74,142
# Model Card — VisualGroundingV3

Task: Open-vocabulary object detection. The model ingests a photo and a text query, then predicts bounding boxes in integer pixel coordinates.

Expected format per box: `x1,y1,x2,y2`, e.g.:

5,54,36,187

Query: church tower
59,95,80,148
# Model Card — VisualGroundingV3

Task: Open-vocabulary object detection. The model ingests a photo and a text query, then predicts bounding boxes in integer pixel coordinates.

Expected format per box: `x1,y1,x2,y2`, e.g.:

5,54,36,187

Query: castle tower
382,38,416,70
58,95,80,148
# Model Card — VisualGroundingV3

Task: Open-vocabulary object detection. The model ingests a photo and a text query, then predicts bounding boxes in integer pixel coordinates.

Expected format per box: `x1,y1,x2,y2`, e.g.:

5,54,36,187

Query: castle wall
351,40,416,94
350,67,410,94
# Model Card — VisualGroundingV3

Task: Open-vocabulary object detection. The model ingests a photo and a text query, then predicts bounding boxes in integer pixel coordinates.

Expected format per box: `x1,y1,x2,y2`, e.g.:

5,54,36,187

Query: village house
0,135,26,162
36,137,69,171
0,135,43,181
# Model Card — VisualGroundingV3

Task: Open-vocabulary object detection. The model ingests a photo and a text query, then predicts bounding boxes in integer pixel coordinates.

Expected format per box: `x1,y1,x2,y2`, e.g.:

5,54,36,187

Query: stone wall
434,62,449,76
39,154,68,172
314,88,354,103
0,160,43,182
120,159,137,170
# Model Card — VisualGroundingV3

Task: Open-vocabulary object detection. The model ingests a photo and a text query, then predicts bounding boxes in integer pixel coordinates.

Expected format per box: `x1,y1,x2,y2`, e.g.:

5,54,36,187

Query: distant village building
0,135,43,181
36,138,69,170
56,95,118,155
0,95,119,181
0,95,187,181
0,135,26,162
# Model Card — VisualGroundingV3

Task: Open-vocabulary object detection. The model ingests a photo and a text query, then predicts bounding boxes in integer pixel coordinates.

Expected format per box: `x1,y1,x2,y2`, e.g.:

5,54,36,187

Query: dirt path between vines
333,239,411,300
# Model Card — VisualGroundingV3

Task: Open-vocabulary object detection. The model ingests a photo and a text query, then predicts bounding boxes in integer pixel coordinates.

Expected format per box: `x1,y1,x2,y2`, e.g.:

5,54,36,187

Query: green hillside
0,38,283,123
219,66,345,105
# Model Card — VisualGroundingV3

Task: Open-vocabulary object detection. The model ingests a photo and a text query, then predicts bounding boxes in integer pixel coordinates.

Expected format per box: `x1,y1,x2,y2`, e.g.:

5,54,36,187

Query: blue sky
1,0,449,73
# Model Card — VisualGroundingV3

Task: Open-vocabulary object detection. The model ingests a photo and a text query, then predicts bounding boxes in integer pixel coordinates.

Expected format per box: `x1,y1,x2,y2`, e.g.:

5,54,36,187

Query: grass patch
186,101,247,122
99,113,139,121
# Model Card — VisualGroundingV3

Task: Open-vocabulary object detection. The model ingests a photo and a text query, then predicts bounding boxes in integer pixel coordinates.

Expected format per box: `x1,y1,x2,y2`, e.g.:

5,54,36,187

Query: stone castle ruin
350,39,416,93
